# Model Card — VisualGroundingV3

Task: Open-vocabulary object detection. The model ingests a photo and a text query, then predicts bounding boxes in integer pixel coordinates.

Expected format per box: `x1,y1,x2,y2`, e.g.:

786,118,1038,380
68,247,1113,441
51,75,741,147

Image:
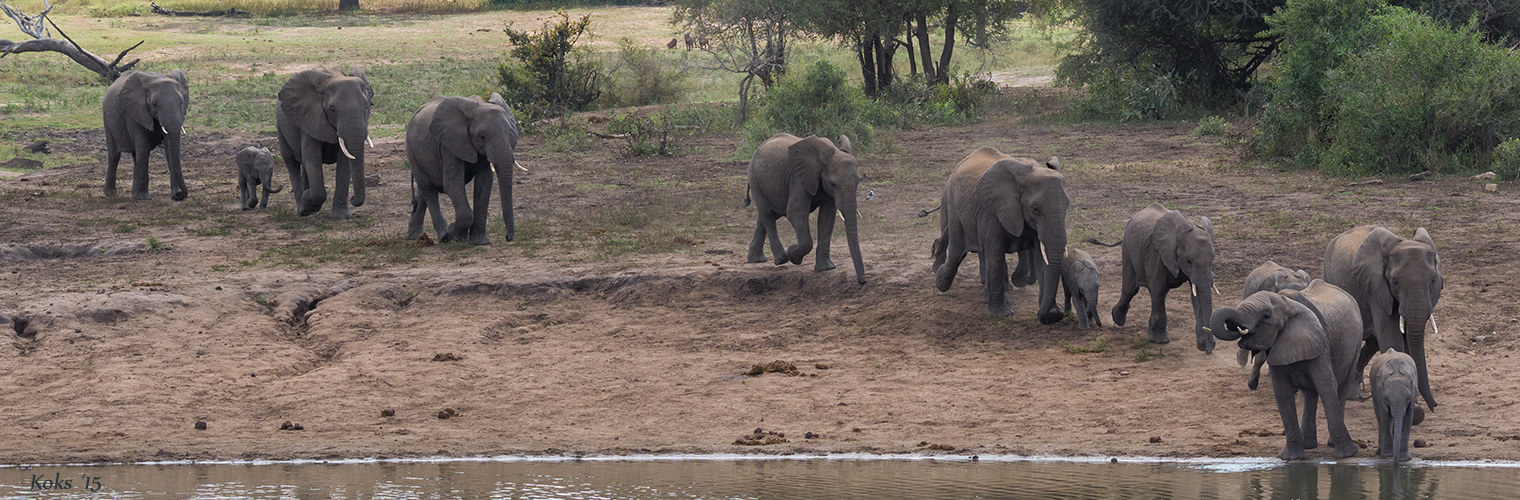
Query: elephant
1371,348,1419,465
235,146,282,211
1094,203,1217,352
1239,260,1314,389
102,69,189,201
1062,246,1102,329
744,133,866,284
405,93,521,245
1323,225,1442,410
931,147,1067,322
1210,280,1363,460
276,67,373,219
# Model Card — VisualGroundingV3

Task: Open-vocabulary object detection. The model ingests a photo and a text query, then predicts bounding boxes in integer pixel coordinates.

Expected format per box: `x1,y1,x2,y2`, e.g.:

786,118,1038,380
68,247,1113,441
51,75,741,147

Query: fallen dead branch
0,0,143,81
149,2,249,17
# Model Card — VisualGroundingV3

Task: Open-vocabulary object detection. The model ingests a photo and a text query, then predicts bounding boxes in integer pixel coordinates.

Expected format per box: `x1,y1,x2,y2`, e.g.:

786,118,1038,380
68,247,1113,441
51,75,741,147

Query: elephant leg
1397,403,1415,461
329,156,354,220
421,185,448,241
469,166,493,245
1112,267,1138,327
814,199,837,272
1146,284,1170,344
981,246,1014,318
935,236,967,293
762,213,787,265
1011,249,1031,288
1352,336,1381,401
1074,293,1091,330
259,184,271,210
931,237,946,274
130,145,152,200
1249,351,1267,391
406,189,427,240
783,202,815,266
1376,401,1390,457
299,136,327,216
747,218,769,263
104,137,121,197
1301,389,1320,449
237,172,252,210
1272,373,1308,461
1313,358,1358,458
280,135,305,205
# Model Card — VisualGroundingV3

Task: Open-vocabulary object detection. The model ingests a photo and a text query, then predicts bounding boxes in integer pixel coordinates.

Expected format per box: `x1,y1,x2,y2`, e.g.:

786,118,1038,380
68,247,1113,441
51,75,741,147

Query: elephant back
1284,279,1363,398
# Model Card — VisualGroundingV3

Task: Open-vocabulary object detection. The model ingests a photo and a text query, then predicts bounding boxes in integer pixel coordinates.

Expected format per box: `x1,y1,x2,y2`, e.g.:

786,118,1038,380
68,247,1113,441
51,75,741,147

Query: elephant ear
1413,227,1444,302
974,158,1036,237
348,66,374,102
1352,227,1400,317
167,69,188,90
487,92,519,143
1045,156,1060,170
278,70,338,143
836,135,853,154
1152,210,1189,276
117,72,157,133
430,96,479,163
787,135,831,197
1267,297,1330,366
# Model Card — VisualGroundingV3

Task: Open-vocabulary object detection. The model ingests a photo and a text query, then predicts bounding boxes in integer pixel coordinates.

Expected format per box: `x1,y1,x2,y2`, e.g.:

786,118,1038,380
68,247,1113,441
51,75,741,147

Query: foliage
1391,0,1520,42
808,0,1028,95
671,0,805,123
607,112,678,157
1048,0,1283,118
498,10,604,121
1062,336,1107,354
873,73,994,127
1494,138,1520,180
1192,116,1229,137
540,118,594,153
743,60,874,155
1254,0,1520,176
600,38,691,108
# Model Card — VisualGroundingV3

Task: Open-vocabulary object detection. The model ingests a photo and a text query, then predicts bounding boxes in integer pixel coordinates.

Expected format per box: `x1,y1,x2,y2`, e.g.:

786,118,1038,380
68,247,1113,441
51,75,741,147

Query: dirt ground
2,89,1518,465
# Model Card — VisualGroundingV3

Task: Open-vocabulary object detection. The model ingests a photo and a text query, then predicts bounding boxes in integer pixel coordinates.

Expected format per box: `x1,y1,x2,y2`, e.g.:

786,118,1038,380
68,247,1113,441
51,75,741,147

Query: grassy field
0,3,1070,143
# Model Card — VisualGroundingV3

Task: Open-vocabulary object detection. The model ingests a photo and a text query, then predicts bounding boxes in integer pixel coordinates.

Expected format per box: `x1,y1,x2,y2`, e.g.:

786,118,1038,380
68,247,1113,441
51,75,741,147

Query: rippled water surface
5,457,1519,499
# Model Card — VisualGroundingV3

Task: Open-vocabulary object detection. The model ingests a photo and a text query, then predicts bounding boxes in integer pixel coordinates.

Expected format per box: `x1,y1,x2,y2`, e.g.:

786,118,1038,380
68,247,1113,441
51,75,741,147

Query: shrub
607,112,676,157
497,10,604,121
1193,116,1229,137
1494,138,1520,180
742,60,873,156
600,38,690,108
1065,65,1181,122
874,73,993,128
1255,0,1520,176
540,118,594,153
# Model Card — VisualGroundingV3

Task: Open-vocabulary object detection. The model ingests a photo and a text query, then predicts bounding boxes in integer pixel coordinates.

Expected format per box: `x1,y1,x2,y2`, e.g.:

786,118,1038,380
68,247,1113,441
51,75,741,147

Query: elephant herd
748,139,1441,464
101,66,1440,464
101,67,520,243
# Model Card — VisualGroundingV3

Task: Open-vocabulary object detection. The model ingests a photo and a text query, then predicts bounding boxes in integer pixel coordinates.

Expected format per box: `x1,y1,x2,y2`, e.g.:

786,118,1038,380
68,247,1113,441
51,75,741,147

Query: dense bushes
599,39,691,109
1254,0,1520,176
498,11,604,121
744,60,876,153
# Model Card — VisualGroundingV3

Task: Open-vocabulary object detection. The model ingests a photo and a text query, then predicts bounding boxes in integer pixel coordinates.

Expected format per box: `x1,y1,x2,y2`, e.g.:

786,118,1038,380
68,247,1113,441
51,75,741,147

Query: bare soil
2,89,1518,465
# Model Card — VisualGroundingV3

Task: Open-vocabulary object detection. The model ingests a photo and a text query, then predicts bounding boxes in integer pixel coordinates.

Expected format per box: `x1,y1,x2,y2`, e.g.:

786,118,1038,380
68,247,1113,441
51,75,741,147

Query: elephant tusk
367,135,375,148
838,211,845,222
338,137,357,160
1431,314,1438,335
515,161,528,172
1213,284,1220,295
1400,317,1406,335
161,126,168,134
181,126,187,135
1239,327,1250,335
1201,326,1213,333
1191,284,1198,297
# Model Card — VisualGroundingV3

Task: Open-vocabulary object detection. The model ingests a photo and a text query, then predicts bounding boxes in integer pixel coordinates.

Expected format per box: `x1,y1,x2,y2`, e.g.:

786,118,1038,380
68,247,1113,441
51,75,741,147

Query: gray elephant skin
1062,246,1101,329
103,69,189,201
1211,280,1362,460
1323,225,1442,410
406,93,520,245
1239,260,1313,390
931,147,1067,323
744,133,866,284
276,68,373,219
235,146,282,211
1099,203,1217,352
1371,348,1419,465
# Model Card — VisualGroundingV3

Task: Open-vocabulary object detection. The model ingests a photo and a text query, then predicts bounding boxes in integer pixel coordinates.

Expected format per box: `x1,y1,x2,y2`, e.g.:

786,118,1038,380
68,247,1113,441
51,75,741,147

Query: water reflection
1,457,1512,499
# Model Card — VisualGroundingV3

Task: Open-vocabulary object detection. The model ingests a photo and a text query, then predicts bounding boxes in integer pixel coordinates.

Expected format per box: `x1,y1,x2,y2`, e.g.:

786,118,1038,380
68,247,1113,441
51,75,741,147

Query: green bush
742,60,873,156
607,112,676,157
1255,0,1520,176
1193,116,1229,137
497,10,604,121
600,38,690,108
540,118,594,153
1065,65,1181,122
1494,138,1520,180
873,74,992,128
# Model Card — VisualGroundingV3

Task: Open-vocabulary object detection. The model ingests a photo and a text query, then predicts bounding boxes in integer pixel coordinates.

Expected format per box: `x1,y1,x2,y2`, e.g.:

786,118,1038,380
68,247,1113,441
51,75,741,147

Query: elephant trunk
163,126,187,201
490,143,516,241
1037,234,1065,324
1402,294,1436,410
1193,271,1216,353
1209,305,1248,342
840,194,865,284
339,124,369,207
1391,402,1408,466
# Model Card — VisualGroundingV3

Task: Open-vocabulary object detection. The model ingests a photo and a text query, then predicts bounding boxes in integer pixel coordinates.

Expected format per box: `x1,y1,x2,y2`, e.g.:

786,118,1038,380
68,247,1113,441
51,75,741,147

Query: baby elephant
1371,348,1419,465
1062,247,1102,329
236,146,282,210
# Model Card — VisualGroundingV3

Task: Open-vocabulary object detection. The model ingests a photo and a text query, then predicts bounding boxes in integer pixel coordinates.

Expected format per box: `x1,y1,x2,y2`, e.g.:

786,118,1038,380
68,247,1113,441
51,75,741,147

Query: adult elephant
1239,260,1314,389
405,93,521,245
1210,280,1363,460
276,68,373,219
1324,225,1442,410
931,146,1067,322
102,69,189,201
744,133,865,284
1098,203,1217,352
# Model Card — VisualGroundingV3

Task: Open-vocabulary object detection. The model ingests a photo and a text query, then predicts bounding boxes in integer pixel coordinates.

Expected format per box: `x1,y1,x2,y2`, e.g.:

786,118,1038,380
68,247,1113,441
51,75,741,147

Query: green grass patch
1062,336,1107,354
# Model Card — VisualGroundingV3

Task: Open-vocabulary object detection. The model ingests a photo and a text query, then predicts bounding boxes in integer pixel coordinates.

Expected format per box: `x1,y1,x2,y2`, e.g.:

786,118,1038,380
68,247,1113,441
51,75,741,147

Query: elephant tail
916,205,941,218
742,185,751,208
268,184,284,194
1084,237,1122,248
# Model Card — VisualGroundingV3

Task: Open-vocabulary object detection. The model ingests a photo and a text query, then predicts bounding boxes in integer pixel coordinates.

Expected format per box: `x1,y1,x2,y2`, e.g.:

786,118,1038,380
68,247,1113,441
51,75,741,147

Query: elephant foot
351,192,365,207
132,191,151,201
407,226,424,240
1236,349,1250,367
814,258,836,272
327,206,354,220
934,274,954,293
1111,304,1129,326
784,246,806,265
1334,441,1359,459
1278,447,1308,461
1039,307,1064,325
747,251,767,263
1247,376,1259,391
104,186,117,197
1413,405,1425,426
1148,330,1170,345
470,233,490,246
1302,440,1318,450
988,302,1014,318
171,189,188,201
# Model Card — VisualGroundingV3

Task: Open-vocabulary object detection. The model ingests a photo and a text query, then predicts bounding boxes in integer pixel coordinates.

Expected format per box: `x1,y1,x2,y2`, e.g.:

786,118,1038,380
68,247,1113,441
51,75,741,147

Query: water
4,455,1518,499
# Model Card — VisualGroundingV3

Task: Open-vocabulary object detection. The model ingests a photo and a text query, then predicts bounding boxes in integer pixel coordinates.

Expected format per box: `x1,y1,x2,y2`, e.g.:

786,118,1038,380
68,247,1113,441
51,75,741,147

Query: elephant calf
1371,348,1419,465
1239,260,1314,390
236,146,282,211
1062,247,1102,329
1098,203,1217,352
1211,280,1362,461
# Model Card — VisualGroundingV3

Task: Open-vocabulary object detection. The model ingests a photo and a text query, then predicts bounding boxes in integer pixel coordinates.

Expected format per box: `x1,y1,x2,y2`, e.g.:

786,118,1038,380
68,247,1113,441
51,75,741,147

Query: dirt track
2,90,1519,464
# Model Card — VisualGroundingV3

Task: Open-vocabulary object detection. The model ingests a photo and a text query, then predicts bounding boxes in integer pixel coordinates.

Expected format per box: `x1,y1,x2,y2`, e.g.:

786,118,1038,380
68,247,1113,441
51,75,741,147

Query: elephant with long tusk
275,67,374,219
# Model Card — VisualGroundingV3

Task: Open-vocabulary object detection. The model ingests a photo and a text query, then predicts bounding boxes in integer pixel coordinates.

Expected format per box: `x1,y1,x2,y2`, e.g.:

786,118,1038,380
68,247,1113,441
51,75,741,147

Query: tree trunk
905,29,917,76
858,37,877,96
916,12,935,82
936,1,960,85
874,33,896,92
338,0,359,10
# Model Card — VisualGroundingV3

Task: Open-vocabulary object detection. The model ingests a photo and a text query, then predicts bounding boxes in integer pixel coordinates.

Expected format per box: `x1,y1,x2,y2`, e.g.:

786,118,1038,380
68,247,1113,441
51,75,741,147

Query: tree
808,0,1027,95
497,11,604,120
1,0,144,82
673,0,805,124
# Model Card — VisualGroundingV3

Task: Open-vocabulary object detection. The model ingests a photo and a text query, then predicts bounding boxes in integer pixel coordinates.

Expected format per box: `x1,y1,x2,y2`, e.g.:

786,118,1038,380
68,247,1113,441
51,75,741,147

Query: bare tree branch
150,2,248,17
1,0,50,38
0,1,143,81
